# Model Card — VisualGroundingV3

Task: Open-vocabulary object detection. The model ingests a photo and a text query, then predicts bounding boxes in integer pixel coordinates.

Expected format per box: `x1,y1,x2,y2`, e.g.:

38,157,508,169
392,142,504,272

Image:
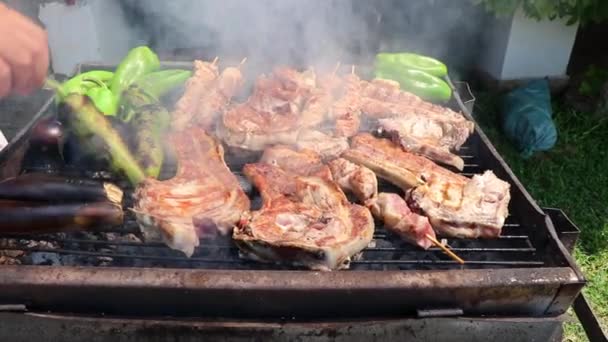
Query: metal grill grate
0,143,545,271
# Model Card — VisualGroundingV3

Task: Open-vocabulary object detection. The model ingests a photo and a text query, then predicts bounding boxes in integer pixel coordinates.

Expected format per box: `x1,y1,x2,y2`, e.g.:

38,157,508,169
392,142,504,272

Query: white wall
501,7,579,80
39,0,134,75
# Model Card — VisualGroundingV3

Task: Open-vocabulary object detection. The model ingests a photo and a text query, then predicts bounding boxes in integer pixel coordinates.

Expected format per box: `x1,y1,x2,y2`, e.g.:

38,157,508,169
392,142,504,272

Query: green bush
472,0,608,25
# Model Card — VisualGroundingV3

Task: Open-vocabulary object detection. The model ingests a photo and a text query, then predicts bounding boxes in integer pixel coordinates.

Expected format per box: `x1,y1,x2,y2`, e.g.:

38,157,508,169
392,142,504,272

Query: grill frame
0,62,585,319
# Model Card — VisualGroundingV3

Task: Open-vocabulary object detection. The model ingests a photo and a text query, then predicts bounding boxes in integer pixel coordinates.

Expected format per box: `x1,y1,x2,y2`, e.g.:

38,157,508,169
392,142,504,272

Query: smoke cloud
121,0,487,80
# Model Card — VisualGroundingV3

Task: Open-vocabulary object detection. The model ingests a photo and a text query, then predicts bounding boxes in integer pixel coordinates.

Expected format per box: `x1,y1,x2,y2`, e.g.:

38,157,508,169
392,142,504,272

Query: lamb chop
344,134,510,238
234,147,374,270
172,59,219,131
134,127,250,256
323,72,362,138
368,192,434,249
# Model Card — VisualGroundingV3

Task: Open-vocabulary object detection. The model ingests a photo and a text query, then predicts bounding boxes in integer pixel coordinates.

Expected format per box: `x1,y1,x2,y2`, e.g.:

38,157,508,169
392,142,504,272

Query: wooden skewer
211,56,219,66
239,57,248,67
351,64,355,75
332,62,342,76
425,234,465,264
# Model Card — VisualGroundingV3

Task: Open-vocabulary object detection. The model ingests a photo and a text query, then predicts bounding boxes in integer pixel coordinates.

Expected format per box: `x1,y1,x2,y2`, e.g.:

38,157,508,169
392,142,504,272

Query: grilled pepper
134,69,192,100
122,87,170,178
108,46,161,115
376,52,448,77
375,68,452,102
61,93,146,185
55,70,114,102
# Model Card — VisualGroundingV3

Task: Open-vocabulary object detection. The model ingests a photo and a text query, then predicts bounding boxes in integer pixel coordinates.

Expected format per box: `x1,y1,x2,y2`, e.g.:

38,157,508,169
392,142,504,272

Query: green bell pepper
376,52,448,77
85,86,119,116
106,46,160,115
375,68,452,102
56,70,114,102
133,69,192,99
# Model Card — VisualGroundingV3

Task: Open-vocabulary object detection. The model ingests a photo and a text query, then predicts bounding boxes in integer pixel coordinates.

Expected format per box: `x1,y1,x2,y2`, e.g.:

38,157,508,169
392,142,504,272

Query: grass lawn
474,92,608,341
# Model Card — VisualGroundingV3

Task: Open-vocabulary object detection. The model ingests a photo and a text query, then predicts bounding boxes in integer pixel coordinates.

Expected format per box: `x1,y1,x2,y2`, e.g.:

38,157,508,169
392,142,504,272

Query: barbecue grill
0,62,588,341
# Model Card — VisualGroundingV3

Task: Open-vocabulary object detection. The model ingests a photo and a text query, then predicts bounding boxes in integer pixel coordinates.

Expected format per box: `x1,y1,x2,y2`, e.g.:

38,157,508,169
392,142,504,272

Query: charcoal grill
0,62,587,340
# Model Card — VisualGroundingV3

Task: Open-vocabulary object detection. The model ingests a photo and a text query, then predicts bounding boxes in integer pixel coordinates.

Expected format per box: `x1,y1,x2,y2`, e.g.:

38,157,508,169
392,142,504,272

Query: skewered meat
218,68,317,150
172,60,219,131
344,134,510,238
194,66,244,130
329,74,362,138
295,130,349,161
134,127,250,256
328,158,377,205
368,193,434,249
234,147,374,270
407,170,511,238
378,114,472,170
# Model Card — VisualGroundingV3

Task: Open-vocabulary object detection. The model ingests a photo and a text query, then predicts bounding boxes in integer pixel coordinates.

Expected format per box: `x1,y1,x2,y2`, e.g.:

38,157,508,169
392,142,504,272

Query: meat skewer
171,58,220,131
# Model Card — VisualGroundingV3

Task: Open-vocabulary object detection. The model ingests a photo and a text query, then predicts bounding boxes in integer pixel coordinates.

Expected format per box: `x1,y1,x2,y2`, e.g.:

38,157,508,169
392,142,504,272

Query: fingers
0,5,49,97
0,58,12,98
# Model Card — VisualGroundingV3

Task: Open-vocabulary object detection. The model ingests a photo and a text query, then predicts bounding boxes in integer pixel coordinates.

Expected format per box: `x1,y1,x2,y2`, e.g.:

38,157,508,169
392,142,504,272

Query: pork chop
134,127,250,256
344,134,511,238
328,158,377,205
407,170,511,238
172,60,219,131
234,148,374,270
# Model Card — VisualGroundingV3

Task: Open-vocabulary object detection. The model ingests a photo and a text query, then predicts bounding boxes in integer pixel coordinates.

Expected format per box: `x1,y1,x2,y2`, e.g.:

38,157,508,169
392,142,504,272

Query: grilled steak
368,192,434,249
344,134,511,238
328,158,377,205
172,59,219,131
234,147,374,270
407,171,511,238
134,127,250,256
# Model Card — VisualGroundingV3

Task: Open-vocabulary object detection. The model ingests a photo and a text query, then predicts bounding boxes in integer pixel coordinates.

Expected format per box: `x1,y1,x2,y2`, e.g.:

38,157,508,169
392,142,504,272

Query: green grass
474,92,608,342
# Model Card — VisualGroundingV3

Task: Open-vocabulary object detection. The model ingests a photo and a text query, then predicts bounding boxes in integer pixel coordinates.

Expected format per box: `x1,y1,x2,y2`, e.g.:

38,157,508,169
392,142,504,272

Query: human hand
0,3,49,98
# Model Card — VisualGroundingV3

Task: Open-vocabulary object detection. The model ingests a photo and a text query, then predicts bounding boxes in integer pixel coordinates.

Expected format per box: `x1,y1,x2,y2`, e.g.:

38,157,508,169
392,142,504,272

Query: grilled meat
378,113,472,170
407,170,511,238
368,193,434,249
329,74,362,138
344,134,511,238
234,147,374,270
295,130,349,161
194,66,244,130
357,78,474,170
134,127,250,256
172,60,219,131
344,133,458,191
218,68,317,150
328,158,377,205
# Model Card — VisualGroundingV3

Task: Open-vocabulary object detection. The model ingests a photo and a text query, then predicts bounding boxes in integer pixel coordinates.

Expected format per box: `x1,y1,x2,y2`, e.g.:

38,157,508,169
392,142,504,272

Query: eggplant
0,201,123,234
0,173,123,205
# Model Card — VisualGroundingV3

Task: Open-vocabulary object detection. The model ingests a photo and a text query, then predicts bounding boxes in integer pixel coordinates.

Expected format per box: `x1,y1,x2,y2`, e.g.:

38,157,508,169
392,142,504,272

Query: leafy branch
472,0,608,25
